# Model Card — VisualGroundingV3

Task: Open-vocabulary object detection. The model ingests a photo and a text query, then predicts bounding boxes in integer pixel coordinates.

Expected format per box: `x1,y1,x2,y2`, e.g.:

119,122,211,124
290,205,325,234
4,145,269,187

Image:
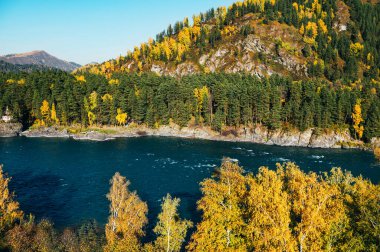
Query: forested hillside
1,0,380,144
0,60,52,73
1,70,379,141
78,0,380,83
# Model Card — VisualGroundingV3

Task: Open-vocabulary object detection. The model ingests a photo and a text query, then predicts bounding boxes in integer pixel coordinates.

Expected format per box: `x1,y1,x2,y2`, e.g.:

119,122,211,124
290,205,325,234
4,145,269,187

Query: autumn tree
105,172,148,252
352,99,364,139
0,165,23,235
149,194,192,252
280,162,346,252
40,100,50,125
193,86,211,125
50,103,59,125
187,159,247,251
116,108,128,126
245,167,295,251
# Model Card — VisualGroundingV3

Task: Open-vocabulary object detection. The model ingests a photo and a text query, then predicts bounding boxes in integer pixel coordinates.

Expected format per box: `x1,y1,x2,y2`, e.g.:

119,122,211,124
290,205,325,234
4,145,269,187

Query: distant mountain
0,50,81,72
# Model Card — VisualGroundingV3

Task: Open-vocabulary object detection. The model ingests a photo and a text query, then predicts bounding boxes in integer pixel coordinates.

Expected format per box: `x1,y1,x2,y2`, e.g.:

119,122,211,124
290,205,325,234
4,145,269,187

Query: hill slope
78,0,379,83
0,60,54,72
0,50,81,72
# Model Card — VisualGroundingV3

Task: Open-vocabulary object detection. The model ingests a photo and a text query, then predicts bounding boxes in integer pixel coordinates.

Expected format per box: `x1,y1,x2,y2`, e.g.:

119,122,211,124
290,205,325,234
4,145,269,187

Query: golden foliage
312,0,322,15
303,22,318,44
245,167,295,251
105,172,148,252
350,42,364,57
280,163,345,251
299,24,305,35
0,165,23,232
352,99,364,139
89,91,98,111
187,160,247,251
40,100,50,124
75,75,86,83
108,79,120,85
317,19,328,34
188,161,372,251
116,108,127,126
178,28,191,50
50,103,59,124
193,86,210,116
101,93,113,102
151,194,192,252
17,79,25,85
87,111,96,126
221,25,238,37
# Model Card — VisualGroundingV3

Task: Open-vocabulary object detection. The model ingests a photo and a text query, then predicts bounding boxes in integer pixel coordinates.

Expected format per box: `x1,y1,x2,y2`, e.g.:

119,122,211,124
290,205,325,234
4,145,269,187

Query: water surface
0,136,379,230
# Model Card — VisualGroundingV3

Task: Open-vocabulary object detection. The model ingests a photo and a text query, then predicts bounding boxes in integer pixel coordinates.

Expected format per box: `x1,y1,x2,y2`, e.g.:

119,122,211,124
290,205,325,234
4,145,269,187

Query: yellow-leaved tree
116,108,128,126
105,172,148,252
146,194,192,252
193,86,211,123
352,99,364,139
280,163,345,252
187,159,247,251
50,103,59,125
0,165,24,234
245,167,296,251
87,91,98,126
40,100,50,125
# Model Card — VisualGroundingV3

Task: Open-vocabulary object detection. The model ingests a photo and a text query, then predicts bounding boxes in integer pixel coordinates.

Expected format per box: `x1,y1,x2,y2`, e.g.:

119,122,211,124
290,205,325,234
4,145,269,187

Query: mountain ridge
0,50,81,72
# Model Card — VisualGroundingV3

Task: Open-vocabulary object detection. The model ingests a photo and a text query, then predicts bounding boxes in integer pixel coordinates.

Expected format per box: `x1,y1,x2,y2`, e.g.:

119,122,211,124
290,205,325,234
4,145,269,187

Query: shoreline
16,124,371,150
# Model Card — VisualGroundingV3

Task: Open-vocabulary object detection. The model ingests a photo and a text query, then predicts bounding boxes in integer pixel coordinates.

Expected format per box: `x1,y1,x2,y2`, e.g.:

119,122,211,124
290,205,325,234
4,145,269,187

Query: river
0,136,379,230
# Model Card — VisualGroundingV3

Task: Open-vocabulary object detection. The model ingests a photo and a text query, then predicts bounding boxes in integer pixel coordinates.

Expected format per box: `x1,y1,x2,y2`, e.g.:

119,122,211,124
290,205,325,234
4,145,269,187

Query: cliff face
19,124,362,149
0,123,23,137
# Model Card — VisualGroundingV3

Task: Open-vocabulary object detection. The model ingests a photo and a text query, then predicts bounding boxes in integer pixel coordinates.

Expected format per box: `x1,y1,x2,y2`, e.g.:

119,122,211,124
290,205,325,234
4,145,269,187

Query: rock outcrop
72,131,114,141
21,127,69,138
19,125,362,149
0,122,23,137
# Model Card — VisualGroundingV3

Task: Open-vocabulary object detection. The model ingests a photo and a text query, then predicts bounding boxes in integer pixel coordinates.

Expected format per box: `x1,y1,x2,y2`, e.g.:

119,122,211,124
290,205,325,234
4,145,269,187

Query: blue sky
0,0,236,65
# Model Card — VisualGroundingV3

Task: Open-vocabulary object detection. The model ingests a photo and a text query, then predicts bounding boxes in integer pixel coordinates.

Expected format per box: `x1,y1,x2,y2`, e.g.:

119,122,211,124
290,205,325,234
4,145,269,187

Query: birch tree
187,159,247,251
105,172,148,252
151,194,192,252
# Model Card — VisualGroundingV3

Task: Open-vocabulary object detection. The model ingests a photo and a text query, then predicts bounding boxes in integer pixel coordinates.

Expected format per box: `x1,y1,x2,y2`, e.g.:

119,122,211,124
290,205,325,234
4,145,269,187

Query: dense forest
1,160,379,251
1,70,379,141
1,0,380,142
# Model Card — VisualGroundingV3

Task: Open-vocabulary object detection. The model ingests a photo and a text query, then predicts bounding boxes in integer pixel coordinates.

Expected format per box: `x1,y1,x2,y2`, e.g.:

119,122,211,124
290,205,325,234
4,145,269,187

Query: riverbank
17,123,369,149
0,122,23,137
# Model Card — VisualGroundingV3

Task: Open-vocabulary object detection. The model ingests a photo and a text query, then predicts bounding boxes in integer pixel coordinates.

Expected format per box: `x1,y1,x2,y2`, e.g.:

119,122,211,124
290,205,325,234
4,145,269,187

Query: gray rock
21,127,69,138
72,131,113,141
0,122,22,137
308,130,351,148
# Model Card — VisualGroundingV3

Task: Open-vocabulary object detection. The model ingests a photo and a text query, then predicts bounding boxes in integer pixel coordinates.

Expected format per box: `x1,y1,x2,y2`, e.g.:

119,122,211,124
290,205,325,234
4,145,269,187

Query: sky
0,0,236,65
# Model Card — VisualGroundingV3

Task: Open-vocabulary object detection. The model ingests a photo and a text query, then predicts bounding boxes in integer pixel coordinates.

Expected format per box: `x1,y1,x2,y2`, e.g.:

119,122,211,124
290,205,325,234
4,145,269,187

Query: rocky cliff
0,123,23,137
20,124,363,149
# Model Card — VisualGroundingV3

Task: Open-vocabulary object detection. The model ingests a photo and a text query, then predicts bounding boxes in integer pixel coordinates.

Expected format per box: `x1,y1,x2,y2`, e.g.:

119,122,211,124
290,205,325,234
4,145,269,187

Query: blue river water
0,136,379,230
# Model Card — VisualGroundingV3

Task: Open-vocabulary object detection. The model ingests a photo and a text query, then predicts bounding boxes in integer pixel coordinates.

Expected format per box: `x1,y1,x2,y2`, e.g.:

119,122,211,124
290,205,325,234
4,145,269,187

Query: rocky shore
0,122,23,137
17,124,368,149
